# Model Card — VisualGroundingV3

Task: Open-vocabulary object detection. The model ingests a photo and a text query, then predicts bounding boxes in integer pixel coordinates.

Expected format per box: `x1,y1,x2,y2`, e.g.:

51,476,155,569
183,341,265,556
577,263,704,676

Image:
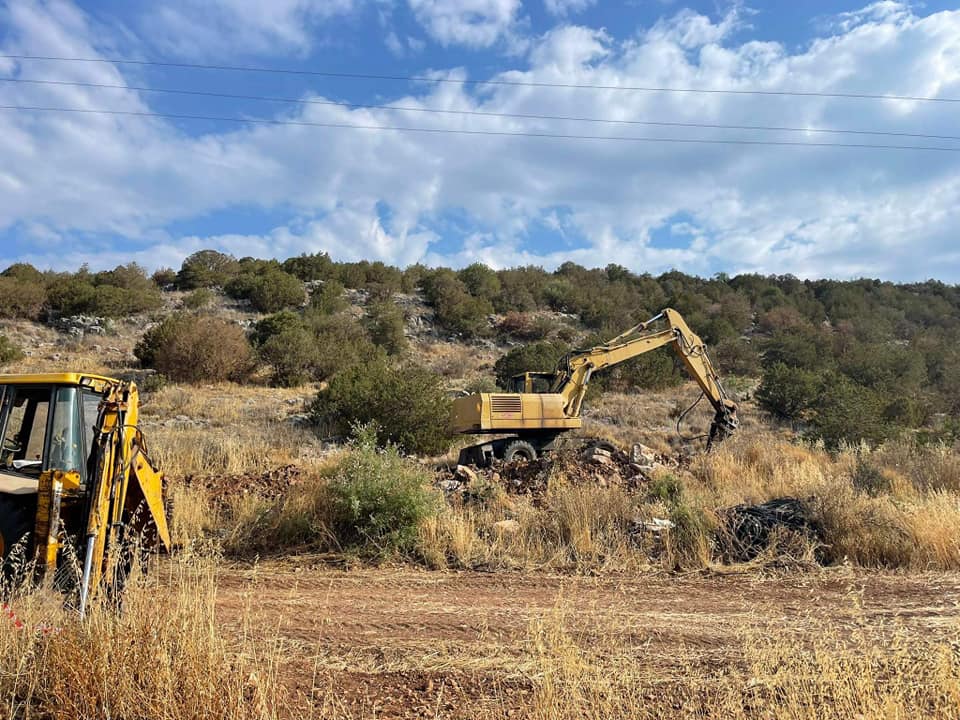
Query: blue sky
0,0,959,280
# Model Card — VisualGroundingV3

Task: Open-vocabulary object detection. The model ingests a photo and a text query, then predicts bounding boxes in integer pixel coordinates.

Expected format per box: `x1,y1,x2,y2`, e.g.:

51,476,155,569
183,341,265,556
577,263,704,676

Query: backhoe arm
555,308,738,443
79,381,170,616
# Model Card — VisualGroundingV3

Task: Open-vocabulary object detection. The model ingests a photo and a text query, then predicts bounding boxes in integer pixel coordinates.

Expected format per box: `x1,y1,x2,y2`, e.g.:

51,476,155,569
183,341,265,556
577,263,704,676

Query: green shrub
43,264,162,318
176,250,240,289
366,302,407,355
134,313,253,383
493,341,565,389
151,267,177,287
807,373,893,449
310,356,452,455
326,424,439,557
247,270,305,313
756,363,820,420
309,280,347,315
307,312,375,381
258,326,319,387
252,310,304,346
225,270,304,313
0,276,46,319
420,269,492,338
282,252,335,281
457,263,501,301
182,288,215,310
45,276,96,316
0,334,23,367
1,263,44,284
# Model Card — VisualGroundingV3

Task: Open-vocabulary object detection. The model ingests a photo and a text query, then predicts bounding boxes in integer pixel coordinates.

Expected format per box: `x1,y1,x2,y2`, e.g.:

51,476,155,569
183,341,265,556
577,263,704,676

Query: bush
309,356,452,455
493,342,565,389
756,363,820,420
247,270,305,313
309,280,347,315
43,264,162,318
0,334,23,367
366,302,407,355
134,314,253,383
182,288,215,310
307,312,375,381
326,425,439,556
176,250,239,289
807,373,893,448
151,267,177,287
258,325,319,387
0,276,46,319
420,269,492,338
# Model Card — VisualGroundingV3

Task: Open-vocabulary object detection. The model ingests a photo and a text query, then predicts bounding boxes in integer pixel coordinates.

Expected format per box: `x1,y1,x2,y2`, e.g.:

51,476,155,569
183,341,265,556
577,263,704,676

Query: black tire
503,439,538,463
0,496,34,583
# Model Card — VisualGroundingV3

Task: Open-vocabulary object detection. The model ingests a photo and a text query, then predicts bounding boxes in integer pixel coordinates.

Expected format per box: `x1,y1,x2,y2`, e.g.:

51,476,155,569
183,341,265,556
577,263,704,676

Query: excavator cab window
0,387,51,476
0,385,95,480
509,372,555,394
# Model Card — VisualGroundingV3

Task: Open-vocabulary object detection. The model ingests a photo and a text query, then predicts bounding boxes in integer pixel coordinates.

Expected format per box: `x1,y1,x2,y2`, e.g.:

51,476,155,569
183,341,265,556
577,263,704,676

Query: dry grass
0,558,288,720
523,602,960,720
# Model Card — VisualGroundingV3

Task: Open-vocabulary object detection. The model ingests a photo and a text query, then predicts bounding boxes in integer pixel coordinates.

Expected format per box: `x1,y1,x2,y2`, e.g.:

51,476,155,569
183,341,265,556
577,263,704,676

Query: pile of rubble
439,441,678,502
180,465,305,510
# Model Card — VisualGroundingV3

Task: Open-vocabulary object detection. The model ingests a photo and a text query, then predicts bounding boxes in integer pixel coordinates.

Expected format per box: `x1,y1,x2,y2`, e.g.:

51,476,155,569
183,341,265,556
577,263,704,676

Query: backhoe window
49,387,84,474
81,390,102,473
0,387,51,475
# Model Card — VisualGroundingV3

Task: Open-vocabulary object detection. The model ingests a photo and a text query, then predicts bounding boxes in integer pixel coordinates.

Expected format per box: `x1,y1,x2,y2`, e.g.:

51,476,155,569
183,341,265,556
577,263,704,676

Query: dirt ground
213,561,960,718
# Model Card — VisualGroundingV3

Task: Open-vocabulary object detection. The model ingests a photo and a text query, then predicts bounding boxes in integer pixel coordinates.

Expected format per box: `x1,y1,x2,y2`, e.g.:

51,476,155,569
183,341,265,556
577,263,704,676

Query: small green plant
0,334,23,367
182,288,215,310
326,424,440,557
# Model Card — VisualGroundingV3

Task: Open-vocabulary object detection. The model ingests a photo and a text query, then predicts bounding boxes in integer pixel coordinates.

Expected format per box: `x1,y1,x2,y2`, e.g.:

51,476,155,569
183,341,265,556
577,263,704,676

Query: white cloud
144,0,358,58
543,0,596,17
2,1,960,281
407,0,521,48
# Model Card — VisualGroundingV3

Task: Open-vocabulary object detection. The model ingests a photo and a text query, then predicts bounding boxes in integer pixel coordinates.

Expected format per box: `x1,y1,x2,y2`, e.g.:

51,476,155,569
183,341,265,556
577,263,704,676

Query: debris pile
180,465,305,510
716,497,822,563
439,442,677,502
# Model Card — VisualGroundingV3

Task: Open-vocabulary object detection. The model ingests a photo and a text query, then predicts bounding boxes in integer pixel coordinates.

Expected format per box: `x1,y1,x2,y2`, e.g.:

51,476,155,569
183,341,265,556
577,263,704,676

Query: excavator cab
0,374,169,610
508,372,556,394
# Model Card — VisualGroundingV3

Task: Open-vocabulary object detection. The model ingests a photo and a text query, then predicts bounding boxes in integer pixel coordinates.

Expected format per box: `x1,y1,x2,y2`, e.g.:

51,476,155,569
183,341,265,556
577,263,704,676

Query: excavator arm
554,308,739,444
78,381,170,616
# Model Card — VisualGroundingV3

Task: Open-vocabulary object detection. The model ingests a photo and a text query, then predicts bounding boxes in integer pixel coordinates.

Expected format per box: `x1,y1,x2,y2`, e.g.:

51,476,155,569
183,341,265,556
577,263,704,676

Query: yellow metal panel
0,372,117,390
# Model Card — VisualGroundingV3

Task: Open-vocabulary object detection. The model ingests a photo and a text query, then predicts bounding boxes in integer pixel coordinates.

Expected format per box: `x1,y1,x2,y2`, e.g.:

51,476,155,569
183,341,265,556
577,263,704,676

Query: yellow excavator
0,373,169,614
451,308,739,466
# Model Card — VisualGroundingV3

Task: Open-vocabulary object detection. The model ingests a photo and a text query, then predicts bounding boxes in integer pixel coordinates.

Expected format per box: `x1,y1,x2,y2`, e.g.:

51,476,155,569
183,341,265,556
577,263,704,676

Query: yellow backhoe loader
0,373,169,615
451,308,739,466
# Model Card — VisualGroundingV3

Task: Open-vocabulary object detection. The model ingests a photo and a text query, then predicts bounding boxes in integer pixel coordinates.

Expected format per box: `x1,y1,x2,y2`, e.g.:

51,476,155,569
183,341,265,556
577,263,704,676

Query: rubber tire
503,439,538,463
0,496,34,582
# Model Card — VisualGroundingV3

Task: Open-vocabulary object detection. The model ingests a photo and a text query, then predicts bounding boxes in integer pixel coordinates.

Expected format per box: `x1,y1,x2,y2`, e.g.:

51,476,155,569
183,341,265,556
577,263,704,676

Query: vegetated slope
2,250,960,574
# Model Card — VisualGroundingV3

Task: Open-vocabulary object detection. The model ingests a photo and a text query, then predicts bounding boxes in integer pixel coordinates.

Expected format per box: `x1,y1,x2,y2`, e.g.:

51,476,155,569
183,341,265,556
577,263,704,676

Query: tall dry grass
523,603,960,719
689,434,960,569
0,558,287,720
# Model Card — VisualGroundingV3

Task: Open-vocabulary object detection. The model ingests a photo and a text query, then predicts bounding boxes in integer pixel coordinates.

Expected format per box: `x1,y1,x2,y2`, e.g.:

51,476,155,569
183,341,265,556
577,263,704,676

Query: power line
2,103,959,152
3,53,959,104
4,76,959,142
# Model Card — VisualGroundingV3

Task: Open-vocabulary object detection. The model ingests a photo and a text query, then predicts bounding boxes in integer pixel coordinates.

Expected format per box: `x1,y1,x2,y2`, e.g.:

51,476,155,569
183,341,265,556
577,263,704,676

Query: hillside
2,253,960,718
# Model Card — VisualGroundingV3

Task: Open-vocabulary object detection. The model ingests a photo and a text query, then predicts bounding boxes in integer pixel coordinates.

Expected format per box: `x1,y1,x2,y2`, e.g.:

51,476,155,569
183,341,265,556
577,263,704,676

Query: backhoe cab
452,309,739,466
0,374,169,613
